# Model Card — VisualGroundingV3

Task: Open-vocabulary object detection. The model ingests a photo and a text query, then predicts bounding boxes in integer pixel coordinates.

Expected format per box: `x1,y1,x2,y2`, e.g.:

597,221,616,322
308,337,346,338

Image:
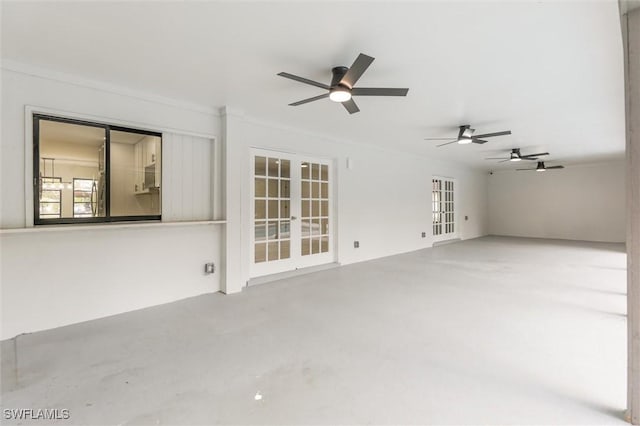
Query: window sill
0,220,227,235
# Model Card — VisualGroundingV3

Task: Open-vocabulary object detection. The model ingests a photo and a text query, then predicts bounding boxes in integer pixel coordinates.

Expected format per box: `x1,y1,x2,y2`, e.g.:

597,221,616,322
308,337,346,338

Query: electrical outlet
421,232,426,238
354,241,360,248
204,263,215,274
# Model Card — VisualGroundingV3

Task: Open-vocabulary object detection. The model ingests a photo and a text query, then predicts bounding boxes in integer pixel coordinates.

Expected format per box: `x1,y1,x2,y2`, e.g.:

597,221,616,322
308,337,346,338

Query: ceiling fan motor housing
331,66,350,88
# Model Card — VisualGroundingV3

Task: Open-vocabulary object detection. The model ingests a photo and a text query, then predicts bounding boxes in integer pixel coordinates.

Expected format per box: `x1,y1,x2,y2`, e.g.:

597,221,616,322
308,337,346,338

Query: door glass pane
301,181,310,198
268,179,279,197
280,221,291,239
39,178,62,218
321,218,329,235
73,178,97,218
321,236,329,253
301,161,330,257
280,200,290,218
255,200,266,219
321,182,328,198
267,221,278,240
320,165,328,181
432,178,455,237
268,200,279,218
255,157,266,176
254,154,292,264
268,242,279,261
280,160,290,178
255,243,266,263
302,238,310,256
301,219,310,237
321,200,329,217
255,178,266,197
268,158,278,177
255,222,266,242
280,180,290,198
280,240,290,259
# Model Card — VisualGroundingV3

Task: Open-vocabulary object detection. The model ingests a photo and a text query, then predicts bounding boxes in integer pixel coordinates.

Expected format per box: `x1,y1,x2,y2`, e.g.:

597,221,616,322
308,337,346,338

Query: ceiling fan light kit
278,53,409,114
329,86,351,102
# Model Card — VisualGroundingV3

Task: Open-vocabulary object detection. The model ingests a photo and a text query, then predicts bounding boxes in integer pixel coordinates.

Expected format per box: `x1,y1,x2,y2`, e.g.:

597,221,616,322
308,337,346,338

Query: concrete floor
1,236,627,425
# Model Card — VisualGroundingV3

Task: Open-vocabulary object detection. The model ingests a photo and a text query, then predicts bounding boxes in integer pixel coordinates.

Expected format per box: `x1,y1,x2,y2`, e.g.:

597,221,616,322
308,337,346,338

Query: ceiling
1,1,626,169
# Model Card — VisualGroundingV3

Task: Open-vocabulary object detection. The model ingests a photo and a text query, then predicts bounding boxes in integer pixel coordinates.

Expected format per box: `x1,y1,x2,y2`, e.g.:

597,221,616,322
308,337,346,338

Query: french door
432,177,457,242
251,149,333,277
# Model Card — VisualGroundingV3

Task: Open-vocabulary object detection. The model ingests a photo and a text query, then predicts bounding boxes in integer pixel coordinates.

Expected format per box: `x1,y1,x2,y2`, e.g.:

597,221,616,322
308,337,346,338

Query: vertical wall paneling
184,135,194,220
162,132,213,222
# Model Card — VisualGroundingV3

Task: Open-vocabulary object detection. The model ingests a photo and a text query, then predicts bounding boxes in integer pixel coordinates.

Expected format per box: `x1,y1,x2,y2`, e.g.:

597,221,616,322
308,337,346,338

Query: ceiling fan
425,125,512,147
485,148,550,163
277,53,409,114
517,161,565,172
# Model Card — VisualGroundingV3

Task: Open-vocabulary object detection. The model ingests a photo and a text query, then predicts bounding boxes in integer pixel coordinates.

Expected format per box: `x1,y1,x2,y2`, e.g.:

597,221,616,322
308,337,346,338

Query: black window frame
33,114,162,225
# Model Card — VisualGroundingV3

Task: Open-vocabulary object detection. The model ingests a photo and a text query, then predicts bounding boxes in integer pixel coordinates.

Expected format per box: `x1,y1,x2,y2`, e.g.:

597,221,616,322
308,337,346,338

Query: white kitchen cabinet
134,137,161,194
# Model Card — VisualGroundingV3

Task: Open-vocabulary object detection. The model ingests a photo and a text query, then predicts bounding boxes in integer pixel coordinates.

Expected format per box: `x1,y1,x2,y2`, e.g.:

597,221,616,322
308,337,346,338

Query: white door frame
432,175,458,242
249,148,336,277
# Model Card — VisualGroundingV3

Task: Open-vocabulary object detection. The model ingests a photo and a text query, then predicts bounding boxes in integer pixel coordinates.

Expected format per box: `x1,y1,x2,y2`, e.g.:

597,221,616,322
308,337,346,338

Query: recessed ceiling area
1,1,625,168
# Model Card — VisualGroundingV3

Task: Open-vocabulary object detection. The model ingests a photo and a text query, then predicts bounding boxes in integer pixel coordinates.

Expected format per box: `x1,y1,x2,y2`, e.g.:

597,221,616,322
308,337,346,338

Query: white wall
1,67,222,340
1,225,222,340
223,114,489,292
1,64,489,339
488,161,625,242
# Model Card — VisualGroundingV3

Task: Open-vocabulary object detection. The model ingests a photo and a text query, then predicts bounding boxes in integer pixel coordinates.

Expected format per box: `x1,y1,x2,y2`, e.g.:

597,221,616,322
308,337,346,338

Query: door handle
291,216,297,220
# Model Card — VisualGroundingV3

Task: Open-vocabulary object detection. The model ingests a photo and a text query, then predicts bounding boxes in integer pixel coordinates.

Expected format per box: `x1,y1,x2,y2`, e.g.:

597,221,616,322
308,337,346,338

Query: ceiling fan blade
521,157,539,161
546,165,565,169
472,130,512,139
472,139,489,144
516,168,536,171
289,93,329,106
484,157,509,160
437,140,458,147
425,138,457,141
498,159,511,163
341,53,375,88
277,72,330,90
352,88,409,96
342,98,360,114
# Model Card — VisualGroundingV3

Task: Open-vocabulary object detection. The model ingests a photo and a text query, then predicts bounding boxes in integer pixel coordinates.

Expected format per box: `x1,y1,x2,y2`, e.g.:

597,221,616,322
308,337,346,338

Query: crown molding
2,59,219,117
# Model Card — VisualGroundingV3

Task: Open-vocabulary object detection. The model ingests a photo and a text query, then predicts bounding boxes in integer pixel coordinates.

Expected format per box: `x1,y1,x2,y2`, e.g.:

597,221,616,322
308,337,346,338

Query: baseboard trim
247,262,341,287
432,238,462,247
